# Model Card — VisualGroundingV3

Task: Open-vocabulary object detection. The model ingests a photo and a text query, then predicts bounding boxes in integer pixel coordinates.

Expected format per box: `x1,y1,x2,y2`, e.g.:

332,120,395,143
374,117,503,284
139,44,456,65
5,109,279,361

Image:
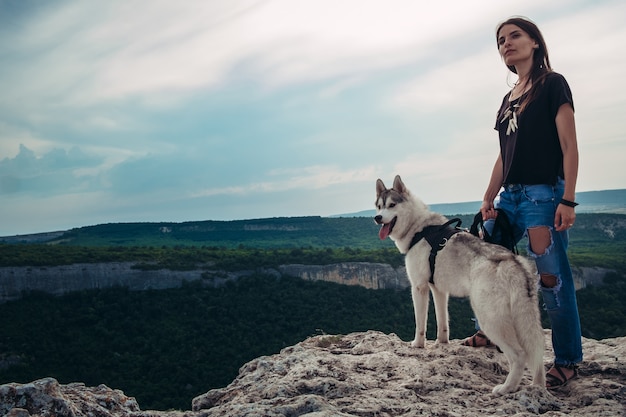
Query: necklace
500,101,520,135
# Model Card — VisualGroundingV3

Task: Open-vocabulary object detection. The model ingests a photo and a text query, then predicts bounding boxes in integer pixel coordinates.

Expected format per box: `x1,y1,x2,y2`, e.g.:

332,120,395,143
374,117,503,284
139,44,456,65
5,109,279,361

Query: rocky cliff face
0,262,409,304
0,262,612,304
277,263,407,290
0,263,207,303
1,331,624,417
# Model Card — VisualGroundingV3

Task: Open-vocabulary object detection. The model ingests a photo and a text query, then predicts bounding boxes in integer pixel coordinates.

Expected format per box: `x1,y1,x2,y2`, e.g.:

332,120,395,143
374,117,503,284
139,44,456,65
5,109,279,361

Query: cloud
191,164,379,198
0,0,561,109
0,144,104,195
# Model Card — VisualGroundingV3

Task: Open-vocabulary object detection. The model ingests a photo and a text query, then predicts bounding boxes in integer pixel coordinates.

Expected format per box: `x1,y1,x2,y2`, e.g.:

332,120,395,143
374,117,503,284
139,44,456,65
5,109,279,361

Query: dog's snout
374,215,383,224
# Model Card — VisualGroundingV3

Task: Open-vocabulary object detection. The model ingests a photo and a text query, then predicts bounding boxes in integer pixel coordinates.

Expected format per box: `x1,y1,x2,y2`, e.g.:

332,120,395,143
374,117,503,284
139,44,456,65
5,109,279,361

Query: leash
469,208,518,254
408,218,463,284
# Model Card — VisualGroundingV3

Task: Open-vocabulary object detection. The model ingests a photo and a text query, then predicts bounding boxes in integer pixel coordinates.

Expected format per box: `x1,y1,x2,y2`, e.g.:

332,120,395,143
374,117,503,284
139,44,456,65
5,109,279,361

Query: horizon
1,1,625,235
2,187,625,238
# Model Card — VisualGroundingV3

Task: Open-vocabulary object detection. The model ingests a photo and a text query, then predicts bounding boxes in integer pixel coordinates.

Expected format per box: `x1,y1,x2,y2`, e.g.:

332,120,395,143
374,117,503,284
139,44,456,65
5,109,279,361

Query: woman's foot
461,331,495,348
546,363,578,390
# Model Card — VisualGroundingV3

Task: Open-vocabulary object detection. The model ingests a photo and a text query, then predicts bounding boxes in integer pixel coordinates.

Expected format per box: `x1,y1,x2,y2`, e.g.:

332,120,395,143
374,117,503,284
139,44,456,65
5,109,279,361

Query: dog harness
408,218,463,284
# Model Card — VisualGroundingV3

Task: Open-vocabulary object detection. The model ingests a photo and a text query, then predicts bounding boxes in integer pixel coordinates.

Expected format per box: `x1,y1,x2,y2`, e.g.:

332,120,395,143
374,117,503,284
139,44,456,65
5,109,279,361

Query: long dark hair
496,17,552,113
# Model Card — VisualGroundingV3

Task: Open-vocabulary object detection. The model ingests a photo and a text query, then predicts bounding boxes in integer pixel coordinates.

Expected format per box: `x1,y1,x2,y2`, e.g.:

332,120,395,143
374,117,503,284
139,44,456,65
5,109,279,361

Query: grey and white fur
374,175,546,394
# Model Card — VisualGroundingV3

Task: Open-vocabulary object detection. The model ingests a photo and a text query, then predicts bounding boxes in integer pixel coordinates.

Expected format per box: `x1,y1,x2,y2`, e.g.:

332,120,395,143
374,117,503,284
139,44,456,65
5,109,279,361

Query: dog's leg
475,302,527,394
429,284,450,344
410,284,430,347
492,345,527,395
484,319,528,394
531,348,547,388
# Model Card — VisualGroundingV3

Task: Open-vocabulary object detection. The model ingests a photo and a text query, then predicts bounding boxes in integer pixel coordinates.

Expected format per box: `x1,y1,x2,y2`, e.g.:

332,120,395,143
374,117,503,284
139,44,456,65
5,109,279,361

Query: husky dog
374,175,545,394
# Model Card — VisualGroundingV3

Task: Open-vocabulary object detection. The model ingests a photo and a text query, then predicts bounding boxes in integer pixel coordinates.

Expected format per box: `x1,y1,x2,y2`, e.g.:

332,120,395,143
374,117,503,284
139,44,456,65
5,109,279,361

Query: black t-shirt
494,72,574,185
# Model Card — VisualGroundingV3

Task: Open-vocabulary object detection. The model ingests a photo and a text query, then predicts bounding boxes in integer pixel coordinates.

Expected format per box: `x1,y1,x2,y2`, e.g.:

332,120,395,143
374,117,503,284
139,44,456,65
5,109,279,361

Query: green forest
0,213,625,410
2,212,626,271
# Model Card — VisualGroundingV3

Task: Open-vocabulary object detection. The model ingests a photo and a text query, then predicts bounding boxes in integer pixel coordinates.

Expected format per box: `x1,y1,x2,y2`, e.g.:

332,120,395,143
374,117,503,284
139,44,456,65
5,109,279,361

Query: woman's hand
555,203,576,232
480,201,498,221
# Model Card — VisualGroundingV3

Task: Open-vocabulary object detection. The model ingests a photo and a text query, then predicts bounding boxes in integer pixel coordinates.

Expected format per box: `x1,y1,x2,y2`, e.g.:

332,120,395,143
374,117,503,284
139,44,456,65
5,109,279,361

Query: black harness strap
408,218,463,284
469,208,518,254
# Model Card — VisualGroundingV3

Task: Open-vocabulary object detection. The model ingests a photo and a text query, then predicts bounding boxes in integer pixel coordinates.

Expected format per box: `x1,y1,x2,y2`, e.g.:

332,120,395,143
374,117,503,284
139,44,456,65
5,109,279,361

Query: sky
1,0,625,236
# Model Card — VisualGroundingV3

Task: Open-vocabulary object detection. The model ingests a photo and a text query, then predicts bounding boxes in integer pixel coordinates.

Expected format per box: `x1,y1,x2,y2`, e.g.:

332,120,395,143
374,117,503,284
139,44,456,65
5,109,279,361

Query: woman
463,17,583,389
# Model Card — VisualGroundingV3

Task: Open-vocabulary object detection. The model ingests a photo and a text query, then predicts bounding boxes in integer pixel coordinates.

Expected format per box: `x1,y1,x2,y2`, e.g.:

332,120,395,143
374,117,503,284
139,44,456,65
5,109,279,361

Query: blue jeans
483,179,583,367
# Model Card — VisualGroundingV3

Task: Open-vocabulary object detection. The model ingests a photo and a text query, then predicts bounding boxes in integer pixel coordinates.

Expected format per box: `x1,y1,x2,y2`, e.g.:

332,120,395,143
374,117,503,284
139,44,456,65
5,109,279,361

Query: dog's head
374,175,410,240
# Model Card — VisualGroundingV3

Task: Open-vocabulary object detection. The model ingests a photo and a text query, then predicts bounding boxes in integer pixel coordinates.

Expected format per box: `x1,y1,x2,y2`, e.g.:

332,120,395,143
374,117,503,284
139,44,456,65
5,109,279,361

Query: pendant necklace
500,101,520,135
501,78,528,135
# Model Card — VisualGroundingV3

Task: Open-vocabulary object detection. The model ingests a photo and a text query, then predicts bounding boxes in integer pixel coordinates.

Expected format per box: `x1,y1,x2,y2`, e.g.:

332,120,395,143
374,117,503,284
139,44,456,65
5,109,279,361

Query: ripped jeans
484,179,583,367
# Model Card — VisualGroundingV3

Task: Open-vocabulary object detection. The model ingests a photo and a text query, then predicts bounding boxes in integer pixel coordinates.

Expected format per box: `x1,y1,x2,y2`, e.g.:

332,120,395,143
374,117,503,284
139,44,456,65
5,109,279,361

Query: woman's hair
496,17,552,113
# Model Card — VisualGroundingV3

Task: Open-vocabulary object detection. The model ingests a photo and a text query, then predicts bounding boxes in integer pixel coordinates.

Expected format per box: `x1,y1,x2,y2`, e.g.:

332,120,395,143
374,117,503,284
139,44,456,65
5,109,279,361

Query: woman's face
497,24,538,68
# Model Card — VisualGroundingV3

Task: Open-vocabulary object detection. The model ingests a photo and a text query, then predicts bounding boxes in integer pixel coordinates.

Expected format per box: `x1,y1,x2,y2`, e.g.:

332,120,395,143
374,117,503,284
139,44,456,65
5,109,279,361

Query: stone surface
0,377,139,417
189,330,626,417
277,263,408,290
2,331,624,417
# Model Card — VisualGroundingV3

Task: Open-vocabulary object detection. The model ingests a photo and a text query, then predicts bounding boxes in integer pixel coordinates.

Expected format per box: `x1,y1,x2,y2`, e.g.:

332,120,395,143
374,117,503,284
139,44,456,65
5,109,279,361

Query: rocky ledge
1,330,624,417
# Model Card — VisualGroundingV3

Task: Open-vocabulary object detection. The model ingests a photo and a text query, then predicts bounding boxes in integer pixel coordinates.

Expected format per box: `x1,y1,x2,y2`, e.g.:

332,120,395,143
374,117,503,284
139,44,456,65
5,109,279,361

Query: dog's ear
376,179,387,197
392,175,406,194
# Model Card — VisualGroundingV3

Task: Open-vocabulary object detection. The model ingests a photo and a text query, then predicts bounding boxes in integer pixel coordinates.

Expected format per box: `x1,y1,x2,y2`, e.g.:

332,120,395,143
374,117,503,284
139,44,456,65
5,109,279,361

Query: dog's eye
389,203,396,208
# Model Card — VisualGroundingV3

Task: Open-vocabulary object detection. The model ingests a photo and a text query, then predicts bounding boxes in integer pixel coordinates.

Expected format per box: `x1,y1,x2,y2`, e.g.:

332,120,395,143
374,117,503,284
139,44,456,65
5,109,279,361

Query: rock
572,265,614,289
0,263,206,303
1,331,625,417
0,377,139,417
278,263,409,290
190,330,626,416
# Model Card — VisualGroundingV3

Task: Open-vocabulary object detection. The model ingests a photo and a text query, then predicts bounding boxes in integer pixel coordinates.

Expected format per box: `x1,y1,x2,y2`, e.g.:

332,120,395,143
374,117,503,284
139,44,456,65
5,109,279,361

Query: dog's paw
410,339,425,348
491,384,514,395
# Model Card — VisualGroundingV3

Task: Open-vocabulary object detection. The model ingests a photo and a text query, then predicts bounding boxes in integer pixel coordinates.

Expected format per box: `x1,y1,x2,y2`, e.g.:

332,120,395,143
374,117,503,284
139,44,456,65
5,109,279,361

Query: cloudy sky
1,0,624,235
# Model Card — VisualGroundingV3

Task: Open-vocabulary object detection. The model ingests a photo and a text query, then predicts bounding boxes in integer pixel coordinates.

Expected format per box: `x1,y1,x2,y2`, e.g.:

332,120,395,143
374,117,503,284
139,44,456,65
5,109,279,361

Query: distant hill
1,189,625,247
337,188,626,217
0,216,394,249
575,189,626,213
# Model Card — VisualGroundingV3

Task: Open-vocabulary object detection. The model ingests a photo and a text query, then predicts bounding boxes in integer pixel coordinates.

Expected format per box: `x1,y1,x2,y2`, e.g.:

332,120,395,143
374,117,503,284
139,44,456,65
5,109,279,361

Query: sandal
462,331,495,348
546,363,578,390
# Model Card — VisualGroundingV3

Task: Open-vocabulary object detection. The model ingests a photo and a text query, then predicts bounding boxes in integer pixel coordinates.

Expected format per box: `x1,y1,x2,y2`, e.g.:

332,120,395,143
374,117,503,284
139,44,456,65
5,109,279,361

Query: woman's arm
481,153,504,220
555,102,579,231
